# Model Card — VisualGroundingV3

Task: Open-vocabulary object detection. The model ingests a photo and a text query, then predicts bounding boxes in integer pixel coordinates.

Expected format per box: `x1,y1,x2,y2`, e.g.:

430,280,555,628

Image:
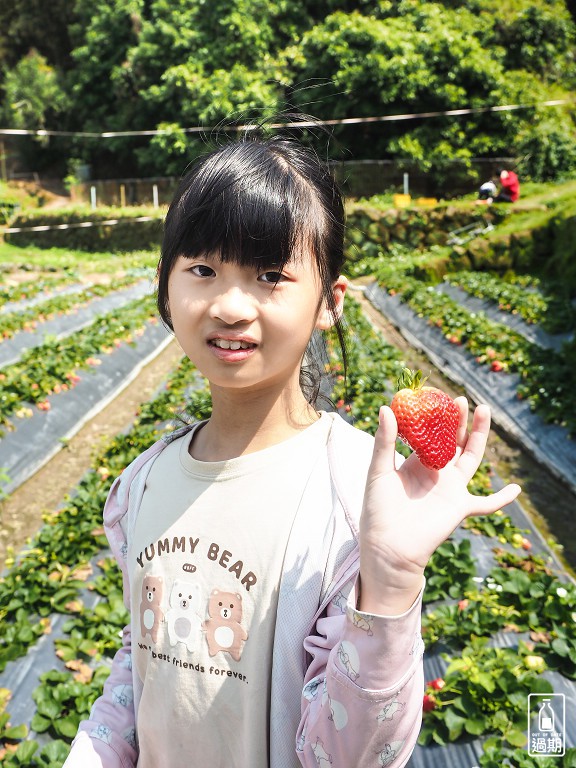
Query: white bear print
166,579,202,652
112,684,134,708
350,610,374,635
91,724,112,745
377,740,405,766
377,700,404,723
331,589,348,613
296,729,306,752
337,640,360,681
302,676,323,701
312,736,333,766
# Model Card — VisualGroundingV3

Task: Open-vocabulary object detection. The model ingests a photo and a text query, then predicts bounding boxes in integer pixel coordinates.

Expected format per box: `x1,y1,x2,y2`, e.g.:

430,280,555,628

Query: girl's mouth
210,339,256,350
208,337,257,361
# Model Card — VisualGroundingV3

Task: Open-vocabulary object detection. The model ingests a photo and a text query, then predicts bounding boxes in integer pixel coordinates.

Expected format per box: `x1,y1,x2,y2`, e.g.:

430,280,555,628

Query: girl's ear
316,275,348,330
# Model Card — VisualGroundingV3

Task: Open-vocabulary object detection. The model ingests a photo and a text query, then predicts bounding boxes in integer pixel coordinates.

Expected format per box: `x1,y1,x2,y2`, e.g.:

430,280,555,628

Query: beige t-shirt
128,413,334,768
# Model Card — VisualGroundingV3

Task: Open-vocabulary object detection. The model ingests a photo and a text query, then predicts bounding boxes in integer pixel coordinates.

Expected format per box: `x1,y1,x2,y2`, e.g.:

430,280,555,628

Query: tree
2,50,69,131
0,0,75,70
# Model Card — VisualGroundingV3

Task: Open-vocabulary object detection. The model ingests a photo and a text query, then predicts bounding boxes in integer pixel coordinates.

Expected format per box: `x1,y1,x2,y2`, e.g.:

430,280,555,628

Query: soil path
0,337,184,567
353,286,576,575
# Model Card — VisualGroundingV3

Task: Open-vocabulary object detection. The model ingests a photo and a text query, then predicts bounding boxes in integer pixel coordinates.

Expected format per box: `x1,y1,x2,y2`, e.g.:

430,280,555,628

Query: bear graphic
166,579,202,652
140,575,164,644
203,589,247,662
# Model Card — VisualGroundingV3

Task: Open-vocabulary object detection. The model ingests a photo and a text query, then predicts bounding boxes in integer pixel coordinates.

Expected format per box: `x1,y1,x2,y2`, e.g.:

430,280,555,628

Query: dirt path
354,286,576,575
0,337,184,567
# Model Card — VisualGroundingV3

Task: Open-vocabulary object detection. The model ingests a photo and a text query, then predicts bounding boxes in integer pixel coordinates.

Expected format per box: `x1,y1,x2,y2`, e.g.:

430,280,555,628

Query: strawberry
390,368,459,470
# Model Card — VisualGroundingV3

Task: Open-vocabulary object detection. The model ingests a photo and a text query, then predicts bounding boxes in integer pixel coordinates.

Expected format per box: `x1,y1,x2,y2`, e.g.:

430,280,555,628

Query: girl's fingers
467,482,522,517
454,396,469,447
368,405,399,477
456,403,492,480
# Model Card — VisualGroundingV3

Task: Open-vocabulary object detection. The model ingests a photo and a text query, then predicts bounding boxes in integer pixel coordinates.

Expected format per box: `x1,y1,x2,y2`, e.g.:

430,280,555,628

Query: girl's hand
358,398,521,615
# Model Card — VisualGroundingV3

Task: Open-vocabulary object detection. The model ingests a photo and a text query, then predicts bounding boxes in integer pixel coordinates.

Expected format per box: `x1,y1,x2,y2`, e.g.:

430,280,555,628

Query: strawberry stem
396,367,428,391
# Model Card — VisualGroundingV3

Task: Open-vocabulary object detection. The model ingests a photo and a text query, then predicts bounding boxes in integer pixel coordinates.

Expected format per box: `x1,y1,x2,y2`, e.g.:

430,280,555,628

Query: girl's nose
210,285,257,325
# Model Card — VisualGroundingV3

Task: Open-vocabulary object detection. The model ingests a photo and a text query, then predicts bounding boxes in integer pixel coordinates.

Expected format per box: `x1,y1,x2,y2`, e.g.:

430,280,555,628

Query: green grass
0,241,158,275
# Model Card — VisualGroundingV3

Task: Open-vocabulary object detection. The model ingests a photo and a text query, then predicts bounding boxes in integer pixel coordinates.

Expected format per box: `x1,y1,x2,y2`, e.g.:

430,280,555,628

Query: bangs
165,142,319,272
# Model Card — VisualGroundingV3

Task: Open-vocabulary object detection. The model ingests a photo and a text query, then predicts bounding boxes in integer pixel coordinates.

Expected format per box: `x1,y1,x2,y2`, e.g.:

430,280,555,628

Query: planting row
443,271,576,334
367,247,576,432
0,293,160,435
0,274,150,342
0,275,79,309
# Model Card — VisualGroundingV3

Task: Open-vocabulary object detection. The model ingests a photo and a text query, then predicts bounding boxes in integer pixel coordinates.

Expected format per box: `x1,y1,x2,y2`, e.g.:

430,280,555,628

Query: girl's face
167,251,347,398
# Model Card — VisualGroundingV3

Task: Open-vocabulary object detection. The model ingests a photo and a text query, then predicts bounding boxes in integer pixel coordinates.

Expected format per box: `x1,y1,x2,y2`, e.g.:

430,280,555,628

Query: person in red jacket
494,168,520,202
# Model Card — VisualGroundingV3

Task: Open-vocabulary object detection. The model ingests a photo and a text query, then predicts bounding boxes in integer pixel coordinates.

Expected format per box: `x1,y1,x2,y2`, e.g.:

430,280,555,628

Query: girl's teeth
213,339,251,349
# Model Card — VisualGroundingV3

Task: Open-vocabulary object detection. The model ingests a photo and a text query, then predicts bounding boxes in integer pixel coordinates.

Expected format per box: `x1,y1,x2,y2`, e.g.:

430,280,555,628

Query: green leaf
477,672,496,692
13,740,39,762
30,713,51,733
55,716,80,739
551,637,571,657
38,740,71,762
464,717,486,735
4,722,28,740
36,697,61,719
444,708,467,741
506,728,528,747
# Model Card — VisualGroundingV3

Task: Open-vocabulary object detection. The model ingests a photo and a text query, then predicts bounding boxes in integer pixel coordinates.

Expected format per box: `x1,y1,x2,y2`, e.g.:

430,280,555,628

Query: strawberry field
1,198,576,767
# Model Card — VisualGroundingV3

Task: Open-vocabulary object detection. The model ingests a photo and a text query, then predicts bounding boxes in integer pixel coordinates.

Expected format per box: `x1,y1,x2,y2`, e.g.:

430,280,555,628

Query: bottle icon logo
538,699,554,731
528,693,565,757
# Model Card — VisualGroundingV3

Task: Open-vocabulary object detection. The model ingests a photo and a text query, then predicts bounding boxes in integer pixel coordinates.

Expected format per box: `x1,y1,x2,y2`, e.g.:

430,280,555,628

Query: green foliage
1,50,69,133
1,0,576,183
419,638,553,748
6,206,164,251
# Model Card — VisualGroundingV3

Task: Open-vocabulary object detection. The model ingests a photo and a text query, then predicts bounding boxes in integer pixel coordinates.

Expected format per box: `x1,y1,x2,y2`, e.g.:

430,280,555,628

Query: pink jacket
65,414,424,767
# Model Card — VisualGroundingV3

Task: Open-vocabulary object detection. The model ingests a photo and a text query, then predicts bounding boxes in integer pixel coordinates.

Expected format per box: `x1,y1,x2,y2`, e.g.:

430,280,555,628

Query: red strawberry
390,368,459,470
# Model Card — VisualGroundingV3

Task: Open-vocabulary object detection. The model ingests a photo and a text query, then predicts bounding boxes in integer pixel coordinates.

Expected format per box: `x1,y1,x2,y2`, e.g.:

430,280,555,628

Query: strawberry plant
0,276,77,309
374,270,576,436
480,743,576,767
328,296,405,435
422,586,522,648
464,509,531,547
0,739,69,768
0,689,27,759
0,274,145,341
445,271,576,333
0,294,159,432
424,538,477,603
418,638,553,748
31,667,111,740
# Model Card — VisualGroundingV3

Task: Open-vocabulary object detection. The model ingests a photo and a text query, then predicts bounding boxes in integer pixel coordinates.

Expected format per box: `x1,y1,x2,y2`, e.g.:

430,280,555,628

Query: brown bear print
203,589,248,662
140,575,164,644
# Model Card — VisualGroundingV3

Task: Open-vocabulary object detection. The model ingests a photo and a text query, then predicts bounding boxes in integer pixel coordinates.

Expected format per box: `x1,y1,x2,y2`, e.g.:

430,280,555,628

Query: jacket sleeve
297,579,425,768
63,472,139,768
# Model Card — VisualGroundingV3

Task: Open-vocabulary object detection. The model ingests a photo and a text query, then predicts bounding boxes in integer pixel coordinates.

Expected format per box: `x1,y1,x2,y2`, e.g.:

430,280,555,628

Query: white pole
153,184,159,209
403,173,409,195
90,185,97,209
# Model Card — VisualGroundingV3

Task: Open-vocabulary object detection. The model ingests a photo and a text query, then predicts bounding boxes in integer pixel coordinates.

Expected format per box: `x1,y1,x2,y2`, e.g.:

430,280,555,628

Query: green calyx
396,367,428,391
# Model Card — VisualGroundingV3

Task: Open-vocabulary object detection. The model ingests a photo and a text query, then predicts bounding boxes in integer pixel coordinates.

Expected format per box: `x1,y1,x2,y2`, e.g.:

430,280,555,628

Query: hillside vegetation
0,0,575,188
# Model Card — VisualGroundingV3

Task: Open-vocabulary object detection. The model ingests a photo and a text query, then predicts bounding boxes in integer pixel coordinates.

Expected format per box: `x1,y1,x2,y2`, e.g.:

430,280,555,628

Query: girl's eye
258,271,286,284
189,264,215,277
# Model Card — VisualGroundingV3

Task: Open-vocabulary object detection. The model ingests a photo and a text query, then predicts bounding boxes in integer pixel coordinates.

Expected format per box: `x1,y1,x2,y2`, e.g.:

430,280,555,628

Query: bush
6,206,164,251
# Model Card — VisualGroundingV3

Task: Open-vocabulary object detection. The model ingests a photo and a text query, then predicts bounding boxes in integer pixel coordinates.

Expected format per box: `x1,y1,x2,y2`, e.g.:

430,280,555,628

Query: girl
65,133,520,768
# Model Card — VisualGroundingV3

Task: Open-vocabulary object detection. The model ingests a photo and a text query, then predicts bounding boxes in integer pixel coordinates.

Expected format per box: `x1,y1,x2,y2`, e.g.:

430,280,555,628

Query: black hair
157,132,348,405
